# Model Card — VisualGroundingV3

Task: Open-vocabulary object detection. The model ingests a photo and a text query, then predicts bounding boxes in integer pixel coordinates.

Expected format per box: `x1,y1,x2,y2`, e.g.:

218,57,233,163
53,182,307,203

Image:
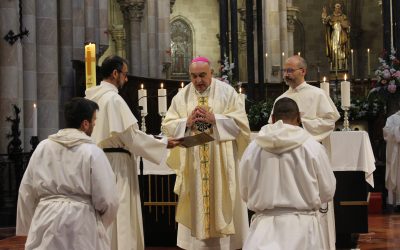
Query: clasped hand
187,106,216,128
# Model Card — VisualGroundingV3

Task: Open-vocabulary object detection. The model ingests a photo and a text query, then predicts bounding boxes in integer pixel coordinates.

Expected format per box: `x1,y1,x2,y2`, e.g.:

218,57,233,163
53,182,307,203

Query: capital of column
287,6,300,32
170,0,176,13
117,0,145,22
110,26,126,45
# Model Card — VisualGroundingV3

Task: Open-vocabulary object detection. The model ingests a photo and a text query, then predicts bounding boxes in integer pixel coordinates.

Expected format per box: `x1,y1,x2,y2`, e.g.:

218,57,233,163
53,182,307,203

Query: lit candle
158,83,167,114
238,87,246,105
341,74,351,107
85,43,96,89
179,82,184,91
138,84,147,115
320,76,330,96
33,103,37,136
335,50,338,77
351,49,354,78
297,51,301,56
281,52,285,79
265,53,268,58
367,48,371,78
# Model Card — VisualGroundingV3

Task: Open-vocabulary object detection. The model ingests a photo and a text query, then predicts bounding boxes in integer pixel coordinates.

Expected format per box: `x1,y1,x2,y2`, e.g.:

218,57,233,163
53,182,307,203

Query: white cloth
269,82,340,142
162,78,251,249
328,131,376,187
239,121,336,250
16,129,119,250
86,81,168,250
383,111,400,205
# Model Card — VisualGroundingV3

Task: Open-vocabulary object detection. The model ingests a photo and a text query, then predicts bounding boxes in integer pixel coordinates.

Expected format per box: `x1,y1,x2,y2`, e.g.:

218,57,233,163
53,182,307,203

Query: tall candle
367,48,371,77
320,76,330,96
179,82,184,91
85,43,96,89
281,52,285,79
33,103,37,136
341,74,351,107
335,50,338,77
138,84,148,115
238,87,246,105
351,49,354,78
158,83,167,114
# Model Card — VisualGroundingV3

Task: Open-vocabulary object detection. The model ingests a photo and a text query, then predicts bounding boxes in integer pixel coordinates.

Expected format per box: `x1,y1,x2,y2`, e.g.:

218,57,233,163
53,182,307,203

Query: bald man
162,57,251,249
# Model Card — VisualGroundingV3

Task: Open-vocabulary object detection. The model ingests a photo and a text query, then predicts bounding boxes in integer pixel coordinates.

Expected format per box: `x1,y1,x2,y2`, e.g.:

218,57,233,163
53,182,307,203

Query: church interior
1,0,400,249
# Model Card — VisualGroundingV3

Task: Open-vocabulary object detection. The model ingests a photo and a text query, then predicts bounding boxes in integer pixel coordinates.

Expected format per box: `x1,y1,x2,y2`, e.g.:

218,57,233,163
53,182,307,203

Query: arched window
170,18,193,79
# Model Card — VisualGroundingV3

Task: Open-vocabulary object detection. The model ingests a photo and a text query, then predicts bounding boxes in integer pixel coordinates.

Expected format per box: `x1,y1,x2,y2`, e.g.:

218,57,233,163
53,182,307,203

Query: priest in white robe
240,97,336,250
16,97,119,250
269,55,340,142
162,57,251,249
383,110,400,206
85,55,180,250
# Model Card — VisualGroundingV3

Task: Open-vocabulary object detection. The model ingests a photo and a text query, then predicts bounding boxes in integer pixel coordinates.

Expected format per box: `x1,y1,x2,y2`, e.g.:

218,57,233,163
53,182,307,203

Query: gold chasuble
163,78,251,243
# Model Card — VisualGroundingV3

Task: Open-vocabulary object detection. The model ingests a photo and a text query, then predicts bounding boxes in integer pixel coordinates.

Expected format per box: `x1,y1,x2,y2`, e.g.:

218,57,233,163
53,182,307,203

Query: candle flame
282,52,285,57
239,87,242,94
297,52,301,56
265,53,268,58
33,103,36,108
161,83,164,89
181,82,184,88
141,83,144,89
323,76,326,82
351,49,353,53
344,74,347,81
367,48,370,53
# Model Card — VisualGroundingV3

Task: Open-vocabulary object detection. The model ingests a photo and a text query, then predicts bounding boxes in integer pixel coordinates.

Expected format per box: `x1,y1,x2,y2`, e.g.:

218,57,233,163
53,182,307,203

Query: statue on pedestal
322,3,350,71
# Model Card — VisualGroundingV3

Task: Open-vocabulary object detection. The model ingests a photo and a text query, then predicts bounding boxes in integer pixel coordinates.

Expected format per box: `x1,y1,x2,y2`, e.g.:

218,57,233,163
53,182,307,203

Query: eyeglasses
282,68,303,74
118,70,129,77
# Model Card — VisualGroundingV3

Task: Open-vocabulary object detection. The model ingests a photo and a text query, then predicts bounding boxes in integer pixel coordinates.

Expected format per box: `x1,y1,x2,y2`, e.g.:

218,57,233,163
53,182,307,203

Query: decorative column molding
109,25,126,58
117,0,144,75
170,0,176,13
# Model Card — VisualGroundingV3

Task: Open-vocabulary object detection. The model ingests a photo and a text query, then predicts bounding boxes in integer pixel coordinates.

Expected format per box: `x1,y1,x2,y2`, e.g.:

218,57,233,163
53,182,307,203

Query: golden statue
322,3,350,71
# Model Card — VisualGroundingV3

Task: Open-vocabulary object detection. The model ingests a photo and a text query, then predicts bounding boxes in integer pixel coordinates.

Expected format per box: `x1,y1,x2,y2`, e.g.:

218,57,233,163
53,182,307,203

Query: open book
179,132,214,148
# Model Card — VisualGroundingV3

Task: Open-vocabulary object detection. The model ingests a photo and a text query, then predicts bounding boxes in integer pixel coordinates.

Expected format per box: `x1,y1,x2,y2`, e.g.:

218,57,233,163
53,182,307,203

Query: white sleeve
314,146,336,203
239,142,257,203
213,114,240,142
90,147,119,228
16,157,39,235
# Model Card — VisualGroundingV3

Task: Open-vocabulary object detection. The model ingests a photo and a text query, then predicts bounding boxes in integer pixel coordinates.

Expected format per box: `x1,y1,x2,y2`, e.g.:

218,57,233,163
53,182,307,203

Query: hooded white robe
85,81,168,250
383,111,400,205
239,121,336,250
162,78,251,249
16,129,119,250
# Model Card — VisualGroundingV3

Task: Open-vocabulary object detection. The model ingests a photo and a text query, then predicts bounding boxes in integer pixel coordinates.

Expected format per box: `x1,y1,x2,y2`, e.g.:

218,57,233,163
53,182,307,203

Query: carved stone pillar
109,25,126,58
287,6,299,57
118,0,144,75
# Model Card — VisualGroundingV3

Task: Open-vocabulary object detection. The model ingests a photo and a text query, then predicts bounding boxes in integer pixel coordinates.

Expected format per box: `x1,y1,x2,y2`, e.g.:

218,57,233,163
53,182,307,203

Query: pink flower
393,71,400,78
387,84,397,93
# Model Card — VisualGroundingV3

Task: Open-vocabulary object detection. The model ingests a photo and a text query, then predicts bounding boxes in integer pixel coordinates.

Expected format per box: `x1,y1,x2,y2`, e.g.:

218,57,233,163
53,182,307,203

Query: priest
16,97,119,250
162,56,251,249
240,97,336,250
85,55,180,250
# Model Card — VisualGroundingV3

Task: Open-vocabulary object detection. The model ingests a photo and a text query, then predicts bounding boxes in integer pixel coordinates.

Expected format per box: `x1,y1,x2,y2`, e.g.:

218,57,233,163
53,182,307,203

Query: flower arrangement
371,49,400,95
247,99,274,131
334,97,384,121
219,54,235,85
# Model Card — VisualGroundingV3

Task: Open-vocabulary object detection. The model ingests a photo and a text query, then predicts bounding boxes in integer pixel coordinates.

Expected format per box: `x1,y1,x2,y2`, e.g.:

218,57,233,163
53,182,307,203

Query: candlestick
158,83,167,115
138,84,148,115
341,74,351,107
33,103,37,136
367,48,371,77
351,49,354,78
320,76,330,96
341,107,351,131
85,43,96,89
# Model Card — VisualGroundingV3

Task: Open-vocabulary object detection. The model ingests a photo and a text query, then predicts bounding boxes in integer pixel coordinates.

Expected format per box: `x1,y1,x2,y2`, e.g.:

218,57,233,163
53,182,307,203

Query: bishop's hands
186,106,216,129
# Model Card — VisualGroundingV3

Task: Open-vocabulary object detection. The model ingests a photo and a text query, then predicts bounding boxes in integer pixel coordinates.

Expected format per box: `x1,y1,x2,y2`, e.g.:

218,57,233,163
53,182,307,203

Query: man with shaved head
240,97,336,250
162,56,251,249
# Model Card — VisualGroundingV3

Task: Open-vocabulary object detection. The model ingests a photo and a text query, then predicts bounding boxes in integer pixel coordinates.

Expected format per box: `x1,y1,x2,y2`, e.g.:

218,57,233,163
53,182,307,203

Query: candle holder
30,136,39,152
341,106,351,131
140,113,147,133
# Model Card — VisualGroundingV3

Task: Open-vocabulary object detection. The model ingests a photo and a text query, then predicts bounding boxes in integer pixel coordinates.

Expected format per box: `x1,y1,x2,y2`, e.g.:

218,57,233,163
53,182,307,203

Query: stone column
59,0,74,129
286,5,299,57
36,0,59,138
85,0,95,42
158,0,171,78
0,1,23,153
72,0,85,60
147,0,158,77
110,25,126,58
278,0,288,60
119,0,144,75
98,0,109,52
22,0,38,150
264,0,282,83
